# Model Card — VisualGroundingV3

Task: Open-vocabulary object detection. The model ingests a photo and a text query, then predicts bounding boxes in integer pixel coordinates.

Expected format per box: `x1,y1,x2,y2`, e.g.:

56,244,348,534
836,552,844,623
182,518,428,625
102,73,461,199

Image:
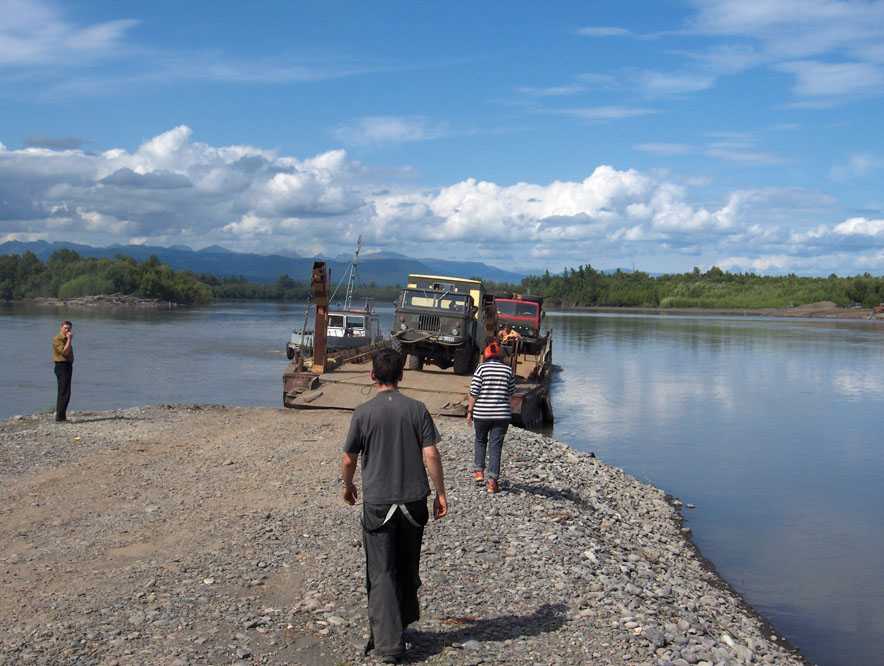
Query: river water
2,301,883,665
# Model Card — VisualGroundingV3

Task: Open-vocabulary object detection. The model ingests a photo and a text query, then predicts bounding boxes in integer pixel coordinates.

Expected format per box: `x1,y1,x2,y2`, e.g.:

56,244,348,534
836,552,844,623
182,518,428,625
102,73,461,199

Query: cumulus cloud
0,125,366,253
833,217,884,237
370,166,763,252
2,125,883,274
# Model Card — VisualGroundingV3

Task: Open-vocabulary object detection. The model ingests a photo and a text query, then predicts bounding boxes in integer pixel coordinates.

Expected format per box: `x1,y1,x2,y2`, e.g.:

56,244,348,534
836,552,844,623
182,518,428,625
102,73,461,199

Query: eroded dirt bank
0,406,806,665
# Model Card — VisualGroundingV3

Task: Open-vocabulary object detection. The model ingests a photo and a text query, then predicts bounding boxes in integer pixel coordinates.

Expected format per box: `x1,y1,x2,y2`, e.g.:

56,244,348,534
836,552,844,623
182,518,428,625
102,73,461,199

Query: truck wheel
391,336,402,352
286,346,295,360
453,346,476,375
405,354,424,371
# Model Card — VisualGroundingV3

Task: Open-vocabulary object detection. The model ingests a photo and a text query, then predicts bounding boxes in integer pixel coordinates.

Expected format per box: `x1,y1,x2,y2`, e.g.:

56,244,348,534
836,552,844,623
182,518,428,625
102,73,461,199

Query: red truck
494,294,547,354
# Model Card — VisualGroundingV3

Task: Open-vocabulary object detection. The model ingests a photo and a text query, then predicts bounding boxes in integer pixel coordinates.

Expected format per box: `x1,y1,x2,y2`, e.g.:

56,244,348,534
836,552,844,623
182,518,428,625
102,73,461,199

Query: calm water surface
2,302,883,665
549,312,884,666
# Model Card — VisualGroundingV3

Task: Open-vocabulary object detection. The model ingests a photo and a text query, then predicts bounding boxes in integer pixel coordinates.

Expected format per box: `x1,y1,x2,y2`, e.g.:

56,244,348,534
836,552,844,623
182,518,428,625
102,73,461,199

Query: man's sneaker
486,478,499,494
472,470,484,485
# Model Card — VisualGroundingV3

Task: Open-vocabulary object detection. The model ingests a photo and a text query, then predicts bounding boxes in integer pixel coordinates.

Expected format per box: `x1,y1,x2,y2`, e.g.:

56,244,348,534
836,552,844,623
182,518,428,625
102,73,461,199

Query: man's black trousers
362,499,429,658
54,361,72,421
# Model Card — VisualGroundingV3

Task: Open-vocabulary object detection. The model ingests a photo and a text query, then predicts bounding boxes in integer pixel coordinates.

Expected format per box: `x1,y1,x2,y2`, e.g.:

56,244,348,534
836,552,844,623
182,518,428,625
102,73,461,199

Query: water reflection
547,312,884,666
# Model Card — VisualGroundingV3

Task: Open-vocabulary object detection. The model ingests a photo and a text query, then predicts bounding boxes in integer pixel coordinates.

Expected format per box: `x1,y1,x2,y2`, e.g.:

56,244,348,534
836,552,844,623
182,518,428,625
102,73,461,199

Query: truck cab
393,274,494,375
495,294,546,354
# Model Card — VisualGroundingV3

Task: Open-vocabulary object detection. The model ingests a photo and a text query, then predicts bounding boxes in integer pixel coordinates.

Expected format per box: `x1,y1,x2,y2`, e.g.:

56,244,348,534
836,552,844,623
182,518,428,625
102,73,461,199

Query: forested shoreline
522,265,884,309
0,250,213,305
0,250,400,305
3,250,884,309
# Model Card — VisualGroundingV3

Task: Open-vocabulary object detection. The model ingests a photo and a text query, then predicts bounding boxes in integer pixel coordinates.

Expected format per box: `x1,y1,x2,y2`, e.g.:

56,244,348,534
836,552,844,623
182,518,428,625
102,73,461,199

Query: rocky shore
0,406,807,665
22,294,178,309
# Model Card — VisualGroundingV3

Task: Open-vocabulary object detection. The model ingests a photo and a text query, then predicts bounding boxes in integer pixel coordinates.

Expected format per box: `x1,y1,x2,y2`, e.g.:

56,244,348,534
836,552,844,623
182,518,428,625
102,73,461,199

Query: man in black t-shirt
341,348,448,664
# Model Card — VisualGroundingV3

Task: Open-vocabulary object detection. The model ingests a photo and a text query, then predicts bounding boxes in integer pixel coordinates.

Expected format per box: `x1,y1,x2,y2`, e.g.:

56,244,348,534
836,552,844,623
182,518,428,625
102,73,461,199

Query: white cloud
830,154,883,181
634,143,694,155
688,0,884,59
576,72,618,86
683,0,884,102
577,26,632,37
0,0,137,66
833,217,884,237
2,125,883,274
777,60,884,98
554,106,659,121
0,1,389,99
716,254,801,273
516,84,586,97
703,146,783,164
675,43,765,75
636,70,716,95
703,132,785,164
0,125,365,252
333,116,448,145
635,134,785,165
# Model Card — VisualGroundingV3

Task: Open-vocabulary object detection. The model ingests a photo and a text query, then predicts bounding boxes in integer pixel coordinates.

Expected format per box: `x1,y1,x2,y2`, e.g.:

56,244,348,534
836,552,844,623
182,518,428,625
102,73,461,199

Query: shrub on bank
0,251,213,304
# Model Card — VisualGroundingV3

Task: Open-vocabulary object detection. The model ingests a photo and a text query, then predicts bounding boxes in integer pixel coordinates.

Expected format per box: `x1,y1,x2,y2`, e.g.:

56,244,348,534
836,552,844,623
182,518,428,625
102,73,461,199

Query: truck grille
418,313,441,332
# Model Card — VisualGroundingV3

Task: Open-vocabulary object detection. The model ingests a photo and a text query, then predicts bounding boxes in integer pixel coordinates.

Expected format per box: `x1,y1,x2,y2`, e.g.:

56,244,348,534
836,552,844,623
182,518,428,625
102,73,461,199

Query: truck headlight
400,322,407,331
451,328,459,336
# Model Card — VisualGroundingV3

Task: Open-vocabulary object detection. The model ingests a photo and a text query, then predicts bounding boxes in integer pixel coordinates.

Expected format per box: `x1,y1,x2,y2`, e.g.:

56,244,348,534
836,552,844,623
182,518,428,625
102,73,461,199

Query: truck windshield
497,301,538,317
403,291,470,312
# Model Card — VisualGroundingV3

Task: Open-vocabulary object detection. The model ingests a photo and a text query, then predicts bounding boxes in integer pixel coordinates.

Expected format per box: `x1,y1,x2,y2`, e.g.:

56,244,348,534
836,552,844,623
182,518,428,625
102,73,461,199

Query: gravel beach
0,405,807,665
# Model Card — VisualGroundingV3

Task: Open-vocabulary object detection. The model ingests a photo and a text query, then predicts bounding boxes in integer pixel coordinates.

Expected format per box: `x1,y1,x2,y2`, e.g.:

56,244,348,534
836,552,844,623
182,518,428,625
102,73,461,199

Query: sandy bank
17,294,179,309
0,406,806,665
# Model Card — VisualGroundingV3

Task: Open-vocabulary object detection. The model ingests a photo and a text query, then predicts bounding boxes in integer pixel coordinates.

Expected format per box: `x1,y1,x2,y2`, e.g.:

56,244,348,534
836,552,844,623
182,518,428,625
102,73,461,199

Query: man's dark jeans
54,361,73,421
362,500,429,659
473,418,510,480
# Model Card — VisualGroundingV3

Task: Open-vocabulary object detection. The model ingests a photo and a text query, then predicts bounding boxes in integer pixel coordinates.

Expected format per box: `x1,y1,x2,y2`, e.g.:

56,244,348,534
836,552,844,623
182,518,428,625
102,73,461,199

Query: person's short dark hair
372,348,404,385
62,320,73,328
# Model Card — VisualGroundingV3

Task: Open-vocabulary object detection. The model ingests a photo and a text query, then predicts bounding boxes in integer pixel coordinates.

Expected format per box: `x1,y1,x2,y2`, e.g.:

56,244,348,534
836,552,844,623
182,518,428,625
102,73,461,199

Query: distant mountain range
0,240,526,286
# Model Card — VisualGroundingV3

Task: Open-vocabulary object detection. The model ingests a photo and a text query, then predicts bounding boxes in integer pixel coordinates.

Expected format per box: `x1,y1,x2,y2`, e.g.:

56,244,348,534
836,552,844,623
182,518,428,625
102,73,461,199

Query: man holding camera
52,320,74,422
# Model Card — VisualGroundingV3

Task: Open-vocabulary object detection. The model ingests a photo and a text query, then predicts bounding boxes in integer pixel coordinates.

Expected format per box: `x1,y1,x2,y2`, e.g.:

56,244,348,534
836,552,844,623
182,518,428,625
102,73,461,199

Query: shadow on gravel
507,483,590,510
405,602,568,661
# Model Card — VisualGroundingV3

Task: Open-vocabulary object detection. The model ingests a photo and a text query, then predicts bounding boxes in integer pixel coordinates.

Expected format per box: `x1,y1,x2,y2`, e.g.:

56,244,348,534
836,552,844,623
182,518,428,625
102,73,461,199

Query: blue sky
2,0,884,275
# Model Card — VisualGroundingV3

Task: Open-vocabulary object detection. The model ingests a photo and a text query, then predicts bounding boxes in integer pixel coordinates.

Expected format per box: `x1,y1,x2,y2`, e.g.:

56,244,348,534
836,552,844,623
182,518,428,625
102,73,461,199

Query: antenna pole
343,235,362,311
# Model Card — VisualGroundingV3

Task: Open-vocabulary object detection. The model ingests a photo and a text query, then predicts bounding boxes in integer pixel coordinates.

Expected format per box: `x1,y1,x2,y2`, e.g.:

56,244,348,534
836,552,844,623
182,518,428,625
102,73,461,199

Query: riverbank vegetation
4,250,883,310
521,265,884,308
0,250,400,305
0,250,213,304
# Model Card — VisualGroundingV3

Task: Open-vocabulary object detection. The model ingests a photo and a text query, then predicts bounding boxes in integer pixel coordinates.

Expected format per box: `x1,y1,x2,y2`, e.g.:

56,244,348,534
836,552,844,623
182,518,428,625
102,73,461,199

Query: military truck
392,274,497,375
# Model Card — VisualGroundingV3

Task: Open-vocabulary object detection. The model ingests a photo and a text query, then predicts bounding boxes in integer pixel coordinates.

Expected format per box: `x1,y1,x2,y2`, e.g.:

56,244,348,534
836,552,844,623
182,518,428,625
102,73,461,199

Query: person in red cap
466,340,516,493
